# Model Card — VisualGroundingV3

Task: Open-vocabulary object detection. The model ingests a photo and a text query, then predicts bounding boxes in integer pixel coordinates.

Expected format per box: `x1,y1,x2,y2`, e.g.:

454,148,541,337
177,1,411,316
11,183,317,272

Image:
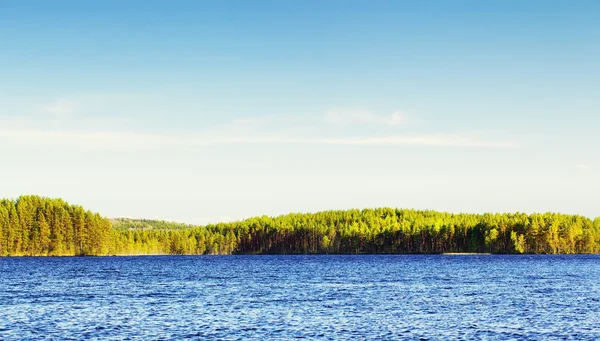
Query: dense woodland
0,196,111,256
1,196,600,256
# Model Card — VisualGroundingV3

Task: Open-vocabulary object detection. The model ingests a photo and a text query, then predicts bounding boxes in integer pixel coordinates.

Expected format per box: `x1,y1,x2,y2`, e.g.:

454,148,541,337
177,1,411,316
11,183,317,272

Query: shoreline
1,253,593,258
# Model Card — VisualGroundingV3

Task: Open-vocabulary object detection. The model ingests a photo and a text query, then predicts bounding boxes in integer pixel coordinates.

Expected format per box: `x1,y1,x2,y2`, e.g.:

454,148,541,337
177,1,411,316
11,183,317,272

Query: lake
1,255,600,340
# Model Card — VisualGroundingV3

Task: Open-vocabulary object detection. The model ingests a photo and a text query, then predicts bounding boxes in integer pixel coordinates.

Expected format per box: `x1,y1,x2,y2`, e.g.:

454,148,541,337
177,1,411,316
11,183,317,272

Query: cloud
576,164,590,170
324,110,407,126
1,102,515,151
40,99,79,117
0,128,516,150
386,112,405,125
34,93,151,121
317,135,514,148
232,119,254,125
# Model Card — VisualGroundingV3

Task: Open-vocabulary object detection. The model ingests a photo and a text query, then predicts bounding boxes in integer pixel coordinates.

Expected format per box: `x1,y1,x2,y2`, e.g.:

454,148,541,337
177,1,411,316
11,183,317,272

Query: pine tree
39,212,50,255
72,207,86,255
0,205,8,256
8,203,20,255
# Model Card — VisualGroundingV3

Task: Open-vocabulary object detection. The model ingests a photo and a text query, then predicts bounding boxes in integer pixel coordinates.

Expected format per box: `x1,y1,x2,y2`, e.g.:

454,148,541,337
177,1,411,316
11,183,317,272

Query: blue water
1,255,600,340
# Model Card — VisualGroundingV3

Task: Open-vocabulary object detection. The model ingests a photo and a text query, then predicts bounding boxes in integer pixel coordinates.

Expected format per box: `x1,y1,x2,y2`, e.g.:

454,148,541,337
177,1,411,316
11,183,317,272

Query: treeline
113,208,600,255
2,196,600,256
0,196,111,256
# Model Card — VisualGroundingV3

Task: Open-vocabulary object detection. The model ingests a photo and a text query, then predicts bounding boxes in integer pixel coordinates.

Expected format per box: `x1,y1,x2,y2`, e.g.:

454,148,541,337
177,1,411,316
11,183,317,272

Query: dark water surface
1,255,600,340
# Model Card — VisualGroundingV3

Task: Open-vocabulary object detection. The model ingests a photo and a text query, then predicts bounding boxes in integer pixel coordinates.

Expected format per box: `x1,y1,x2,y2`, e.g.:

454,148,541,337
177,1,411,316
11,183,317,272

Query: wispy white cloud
316,135,514,148
0,128,516,150
40,99,79,117
2,100,515,150
232,119,254,126
34,93,151,121
576,164,590,170
324,109,407,126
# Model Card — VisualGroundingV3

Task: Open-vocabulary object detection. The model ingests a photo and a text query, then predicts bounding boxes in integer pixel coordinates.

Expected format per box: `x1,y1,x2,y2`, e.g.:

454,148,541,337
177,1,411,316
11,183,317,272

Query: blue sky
1,0,599,223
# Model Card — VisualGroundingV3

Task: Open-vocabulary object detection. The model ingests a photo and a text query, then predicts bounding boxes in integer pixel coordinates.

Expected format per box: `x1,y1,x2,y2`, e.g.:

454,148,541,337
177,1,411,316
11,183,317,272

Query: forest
1,195,600,256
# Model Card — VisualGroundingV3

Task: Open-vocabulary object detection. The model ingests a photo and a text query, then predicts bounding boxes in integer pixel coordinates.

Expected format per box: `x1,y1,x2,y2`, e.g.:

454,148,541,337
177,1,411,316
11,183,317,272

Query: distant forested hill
110,218,196,231
1,195,599,256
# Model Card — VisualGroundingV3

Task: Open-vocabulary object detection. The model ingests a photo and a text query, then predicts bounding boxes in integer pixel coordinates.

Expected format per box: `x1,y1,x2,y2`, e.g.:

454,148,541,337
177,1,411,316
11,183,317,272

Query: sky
1,0,599,223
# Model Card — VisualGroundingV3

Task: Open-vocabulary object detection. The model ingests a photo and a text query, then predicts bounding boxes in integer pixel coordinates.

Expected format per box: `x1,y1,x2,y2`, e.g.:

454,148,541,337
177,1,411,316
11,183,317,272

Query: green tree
0,205,8,256
39,212,51,255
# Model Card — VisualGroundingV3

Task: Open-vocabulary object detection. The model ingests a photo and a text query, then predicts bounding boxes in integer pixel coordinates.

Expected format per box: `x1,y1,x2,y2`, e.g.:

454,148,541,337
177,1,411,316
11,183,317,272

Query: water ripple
1,255,600,340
